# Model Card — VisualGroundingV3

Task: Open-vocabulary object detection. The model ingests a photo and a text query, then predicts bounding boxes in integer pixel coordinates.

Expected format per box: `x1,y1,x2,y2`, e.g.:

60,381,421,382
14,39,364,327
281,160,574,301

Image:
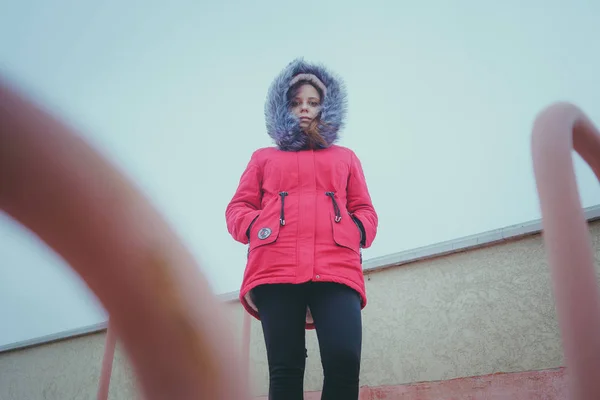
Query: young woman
226,58,378,399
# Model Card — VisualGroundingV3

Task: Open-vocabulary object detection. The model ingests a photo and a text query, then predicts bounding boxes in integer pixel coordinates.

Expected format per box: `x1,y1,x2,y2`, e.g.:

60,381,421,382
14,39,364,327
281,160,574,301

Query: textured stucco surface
0,302,247,400
2,221,600,399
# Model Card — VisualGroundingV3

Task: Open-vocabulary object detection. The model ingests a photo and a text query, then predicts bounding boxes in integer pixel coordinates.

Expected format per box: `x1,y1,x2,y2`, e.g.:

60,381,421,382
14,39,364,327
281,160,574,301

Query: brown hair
287,80,328,148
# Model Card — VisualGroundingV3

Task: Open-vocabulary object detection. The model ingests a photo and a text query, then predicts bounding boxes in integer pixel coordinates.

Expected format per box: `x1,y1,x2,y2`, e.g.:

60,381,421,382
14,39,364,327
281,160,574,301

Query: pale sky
1,0,599,347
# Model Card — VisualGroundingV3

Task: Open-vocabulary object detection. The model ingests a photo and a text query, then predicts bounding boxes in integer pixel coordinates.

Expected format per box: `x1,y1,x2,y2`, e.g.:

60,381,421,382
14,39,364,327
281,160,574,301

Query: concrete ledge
0,321,107,354
3,204,599,354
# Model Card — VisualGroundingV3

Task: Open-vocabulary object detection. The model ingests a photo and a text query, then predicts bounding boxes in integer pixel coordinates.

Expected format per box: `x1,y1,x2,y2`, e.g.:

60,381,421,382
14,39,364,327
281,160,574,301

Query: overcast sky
1,0,599,347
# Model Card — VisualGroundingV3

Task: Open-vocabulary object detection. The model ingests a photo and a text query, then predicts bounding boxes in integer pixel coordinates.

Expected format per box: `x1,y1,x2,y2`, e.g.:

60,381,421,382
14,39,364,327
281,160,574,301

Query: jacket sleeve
347,151,378,249
225,153,263,245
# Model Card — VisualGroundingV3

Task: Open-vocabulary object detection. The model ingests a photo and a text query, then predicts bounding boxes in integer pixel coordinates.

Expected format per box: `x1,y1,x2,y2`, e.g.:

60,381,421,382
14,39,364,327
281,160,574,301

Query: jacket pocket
246,214,259,258
351,214,366,248
246,214,260,240
326,192,361,254
248,194,285,252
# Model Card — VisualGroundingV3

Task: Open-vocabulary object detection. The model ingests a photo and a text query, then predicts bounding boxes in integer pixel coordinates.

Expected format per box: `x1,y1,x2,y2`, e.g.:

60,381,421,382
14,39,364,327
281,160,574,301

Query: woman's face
289,84,321,129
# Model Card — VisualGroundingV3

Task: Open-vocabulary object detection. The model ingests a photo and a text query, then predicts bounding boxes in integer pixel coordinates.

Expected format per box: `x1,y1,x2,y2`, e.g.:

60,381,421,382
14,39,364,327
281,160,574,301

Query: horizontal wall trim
2,204,600,354
0,321,108,354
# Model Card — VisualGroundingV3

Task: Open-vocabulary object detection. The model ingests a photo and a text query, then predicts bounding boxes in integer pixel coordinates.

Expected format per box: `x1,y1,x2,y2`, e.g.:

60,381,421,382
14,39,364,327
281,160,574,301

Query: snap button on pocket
258,227,272,240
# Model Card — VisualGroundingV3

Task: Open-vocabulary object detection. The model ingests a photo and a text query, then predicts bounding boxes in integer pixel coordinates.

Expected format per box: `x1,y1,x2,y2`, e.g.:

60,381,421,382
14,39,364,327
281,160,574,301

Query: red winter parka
225,59,378,329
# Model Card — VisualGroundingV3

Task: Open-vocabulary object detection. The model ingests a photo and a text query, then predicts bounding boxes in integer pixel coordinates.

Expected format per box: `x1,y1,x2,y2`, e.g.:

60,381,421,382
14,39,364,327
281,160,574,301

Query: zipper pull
279,191,288,226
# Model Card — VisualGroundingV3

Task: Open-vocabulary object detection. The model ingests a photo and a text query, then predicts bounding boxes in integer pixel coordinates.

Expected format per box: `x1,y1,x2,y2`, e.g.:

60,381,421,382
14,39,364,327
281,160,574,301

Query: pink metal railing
0,80,249,400
532,102,600,400
4,75,600,399
97,321,116,400
96,312,253,399
242,312,252,390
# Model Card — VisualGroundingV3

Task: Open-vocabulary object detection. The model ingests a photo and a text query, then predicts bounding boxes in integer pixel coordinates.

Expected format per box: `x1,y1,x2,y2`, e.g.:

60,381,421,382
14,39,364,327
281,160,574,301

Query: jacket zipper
279,191,288,226
325,192,342,222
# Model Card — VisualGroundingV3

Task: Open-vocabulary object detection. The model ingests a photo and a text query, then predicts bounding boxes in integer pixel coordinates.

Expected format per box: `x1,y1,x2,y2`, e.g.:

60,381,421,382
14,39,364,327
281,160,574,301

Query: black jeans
253,281,363,400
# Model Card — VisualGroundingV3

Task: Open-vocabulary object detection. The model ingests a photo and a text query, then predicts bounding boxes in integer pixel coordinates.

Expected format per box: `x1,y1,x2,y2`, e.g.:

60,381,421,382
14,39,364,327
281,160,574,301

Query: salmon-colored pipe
0,80,249,399
97,306,253,399
531,102,600,400
242,312,252,390
7,71,599,400
97,321,116,400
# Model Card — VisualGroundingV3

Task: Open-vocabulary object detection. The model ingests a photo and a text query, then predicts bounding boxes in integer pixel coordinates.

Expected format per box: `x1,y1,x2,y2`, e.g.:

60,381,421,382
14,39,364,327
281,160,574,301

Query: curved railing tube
5,74,600,400
532,102,600,400
97,321,116,400
0,80,249,400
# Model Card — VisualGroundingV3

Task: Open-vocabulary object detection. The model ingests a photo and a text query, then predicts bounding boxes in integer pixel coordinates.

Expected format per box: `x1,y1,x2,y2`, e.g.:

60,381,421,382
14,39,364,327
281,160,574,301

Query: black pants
253,281,363,400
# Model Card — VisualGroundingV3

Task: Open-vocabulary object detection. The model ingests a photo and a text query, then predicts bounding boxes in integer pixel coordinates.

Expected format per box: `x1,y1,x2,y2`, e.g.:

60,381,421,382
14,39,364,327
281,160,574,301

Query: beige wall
3,222,600,399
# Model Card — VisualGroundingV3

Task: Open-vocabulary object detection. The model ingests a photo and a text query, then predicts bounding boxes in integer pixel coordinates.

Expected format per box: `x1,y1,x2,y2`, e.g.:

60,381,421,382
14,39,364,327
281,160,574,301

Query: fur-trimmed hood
264,58,348,151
